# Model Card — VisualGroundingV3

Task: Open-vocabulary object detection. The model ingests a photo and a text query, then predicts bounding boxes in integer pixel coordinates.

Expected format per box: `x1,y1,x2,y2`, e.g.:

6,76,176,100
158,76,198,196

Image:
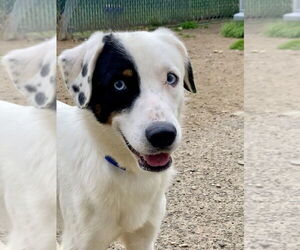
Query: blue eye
114,80,127,91
166,73,178,86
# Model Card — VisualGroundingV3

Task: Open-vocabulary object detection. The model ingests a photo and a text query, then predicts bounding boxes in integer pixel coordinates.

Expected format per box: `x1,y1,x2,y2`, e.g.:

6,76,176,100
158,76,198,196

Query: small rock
218,242,226,248
289,159,300,166
260,243,271,248
232,111,244,117
280,111,300,117
237,160,244,166
179,243,189,248
191,186,197,190
216,184,221,188
256,184,263,188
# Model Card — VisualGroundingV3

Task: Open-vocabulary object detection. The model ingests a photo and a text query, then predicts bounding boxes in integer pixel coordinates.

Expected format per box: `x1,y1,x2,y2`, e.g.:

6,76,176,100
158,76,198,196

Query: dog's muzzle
121,129,174,172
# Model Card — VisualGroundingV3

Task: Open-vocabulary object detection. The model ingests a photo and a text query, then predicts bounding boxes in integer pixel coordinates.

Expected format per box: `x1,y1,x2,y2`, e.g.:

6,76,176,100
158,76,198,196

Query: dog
0,39,56,250
57,28,196,250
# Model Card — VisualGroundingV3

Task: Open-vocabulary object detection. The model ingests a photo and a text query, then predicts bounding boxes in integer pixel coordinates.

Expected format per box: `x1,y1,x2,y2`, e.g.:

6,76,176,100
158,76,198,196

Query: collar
105,155,126,171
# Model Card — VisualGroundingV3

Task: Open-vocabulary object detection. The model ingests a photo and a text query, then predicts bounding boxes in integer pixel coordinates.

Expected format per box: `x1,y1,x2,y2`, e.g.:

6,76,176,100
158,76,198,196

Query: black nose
145,122,177,149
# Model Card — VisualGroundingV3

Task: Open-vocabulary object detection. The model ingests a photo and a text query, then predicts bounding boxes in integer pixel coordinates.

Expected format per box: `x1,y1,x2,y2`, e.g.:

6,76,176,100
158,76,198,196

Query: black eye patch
88,34,140,124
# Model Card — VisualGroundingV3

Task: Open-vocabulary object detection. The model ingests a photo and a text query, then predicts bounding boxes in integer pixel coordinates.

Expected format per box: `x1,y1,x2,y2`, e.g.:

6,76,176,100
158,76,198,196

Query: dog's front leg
122,196,166,250
121,221,159,250
61,232,112,250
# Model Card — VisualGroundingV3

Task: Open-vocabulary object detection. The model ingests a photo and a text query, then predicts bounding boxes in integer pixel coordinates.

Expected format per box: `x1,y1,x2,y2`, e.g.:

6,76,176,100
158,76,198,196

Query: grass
180,21,199,30
266,21,300,38
221,21,244,38
178,33,196,39
230,39,244,50
174,22,207,32
278,40,300,50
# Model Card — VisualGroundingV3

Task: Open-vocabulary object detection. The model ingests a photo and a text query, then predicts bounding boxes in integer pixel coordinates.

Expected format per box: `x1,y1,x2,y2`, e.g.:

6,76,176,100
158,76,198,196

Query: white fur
0,39,56,250
58,29,191,250
58,101,174,249
0,102,56,250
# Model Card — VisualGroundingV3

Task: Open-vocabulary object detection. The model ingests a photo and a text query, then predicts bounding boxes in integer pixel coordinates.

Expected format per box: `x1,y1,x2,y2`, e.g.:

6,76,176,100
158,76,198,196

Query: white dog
0,39,56,250
57,28,196,250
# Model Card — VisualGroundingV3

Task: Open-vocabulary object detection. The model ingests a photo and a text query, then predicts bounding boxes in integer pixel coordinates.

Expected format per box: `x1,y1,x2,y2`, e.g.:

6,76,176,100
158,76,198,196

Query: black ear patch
88,34,140,124
184,61,197,93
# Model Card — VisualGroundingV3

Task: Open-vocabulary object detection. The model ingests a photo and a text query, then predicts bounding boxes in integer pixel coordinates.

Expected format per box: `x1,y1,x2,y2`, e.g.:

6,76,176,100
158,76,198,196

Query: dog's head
59,29,196,172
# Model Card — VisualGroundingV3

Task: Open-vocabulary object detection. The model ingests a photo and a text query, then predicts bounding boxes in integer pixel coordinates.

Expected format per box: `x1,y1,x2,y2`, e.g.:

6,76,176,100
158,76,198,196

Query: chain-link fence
246,0,292,17
58,0,239,37
0,0,295,39
0,0,55,39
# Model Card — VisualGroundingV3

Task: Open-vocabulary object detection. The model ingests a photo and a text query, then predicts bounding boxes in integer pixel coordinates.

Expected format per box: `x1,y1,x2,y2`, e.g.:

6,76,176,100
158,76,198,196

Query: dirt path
244,20,300,250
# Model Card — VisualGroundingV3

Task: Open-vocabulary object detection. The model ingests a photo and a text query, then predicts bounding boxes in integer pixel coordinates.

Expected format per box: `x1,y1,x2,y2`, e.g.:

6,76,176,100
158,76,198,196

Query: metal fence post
283,0,300,20
234,0,244,20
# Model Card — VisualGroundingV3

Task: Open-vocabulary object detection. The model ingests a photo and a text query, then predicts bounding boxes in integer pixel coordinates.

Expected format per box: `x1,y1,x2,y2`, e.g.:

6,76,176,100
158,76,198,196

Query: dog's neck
80,109,139,173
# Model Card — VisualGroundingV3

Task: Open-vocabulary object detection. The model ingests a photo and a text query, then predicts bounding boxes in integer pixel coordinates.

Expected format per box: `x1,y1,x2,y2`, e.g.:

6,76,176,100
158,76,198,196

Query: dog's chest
103,167,167,232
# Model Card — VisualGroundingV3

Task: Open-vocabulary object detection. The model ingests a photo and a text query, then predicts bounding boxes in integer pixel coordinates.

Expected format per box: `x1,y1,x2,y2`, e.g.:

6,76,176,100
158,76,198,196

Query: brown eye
166,72,178,86
114,80,127,91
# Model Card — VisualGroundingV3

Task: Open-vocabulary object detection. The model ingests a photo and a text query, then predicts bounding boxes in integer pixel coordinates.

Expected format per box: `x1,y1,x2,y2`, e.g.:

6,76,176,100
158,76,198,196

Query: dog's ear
2,38,56,108
184,60,196,93
58,32,105,108
154,28,197,93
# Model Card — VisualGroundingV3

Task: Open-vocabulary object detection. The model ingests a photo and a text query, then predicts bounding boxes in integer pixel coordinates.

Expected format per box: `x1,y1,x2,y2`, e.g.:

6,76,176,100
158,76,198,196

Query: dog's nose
145,122,177,149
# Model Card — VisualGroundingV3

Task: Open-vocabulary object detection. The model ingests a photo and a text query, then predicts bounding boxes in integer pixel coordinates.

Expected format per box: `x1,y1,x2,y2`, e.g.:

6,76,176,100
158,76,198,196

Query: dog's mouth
121,134,172,172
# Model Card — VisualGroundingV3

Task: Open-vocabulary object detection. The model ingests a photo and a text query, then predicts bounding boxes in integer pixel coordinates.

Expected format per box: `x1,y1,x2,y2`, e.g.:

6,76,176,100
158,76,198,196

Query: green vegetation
221,21,244,38
149,18,165,27
266,21,300,38
230,39,244,50
178,33,196,39
174,22,207,32
278,40,300,50
180,21,199,30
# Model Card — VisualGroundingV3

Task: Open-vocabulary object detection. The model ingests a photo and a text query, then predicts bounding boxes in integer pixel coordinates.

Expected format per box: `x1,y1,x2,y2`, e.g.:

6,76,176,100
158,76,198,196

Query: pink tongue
143,153,170,167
